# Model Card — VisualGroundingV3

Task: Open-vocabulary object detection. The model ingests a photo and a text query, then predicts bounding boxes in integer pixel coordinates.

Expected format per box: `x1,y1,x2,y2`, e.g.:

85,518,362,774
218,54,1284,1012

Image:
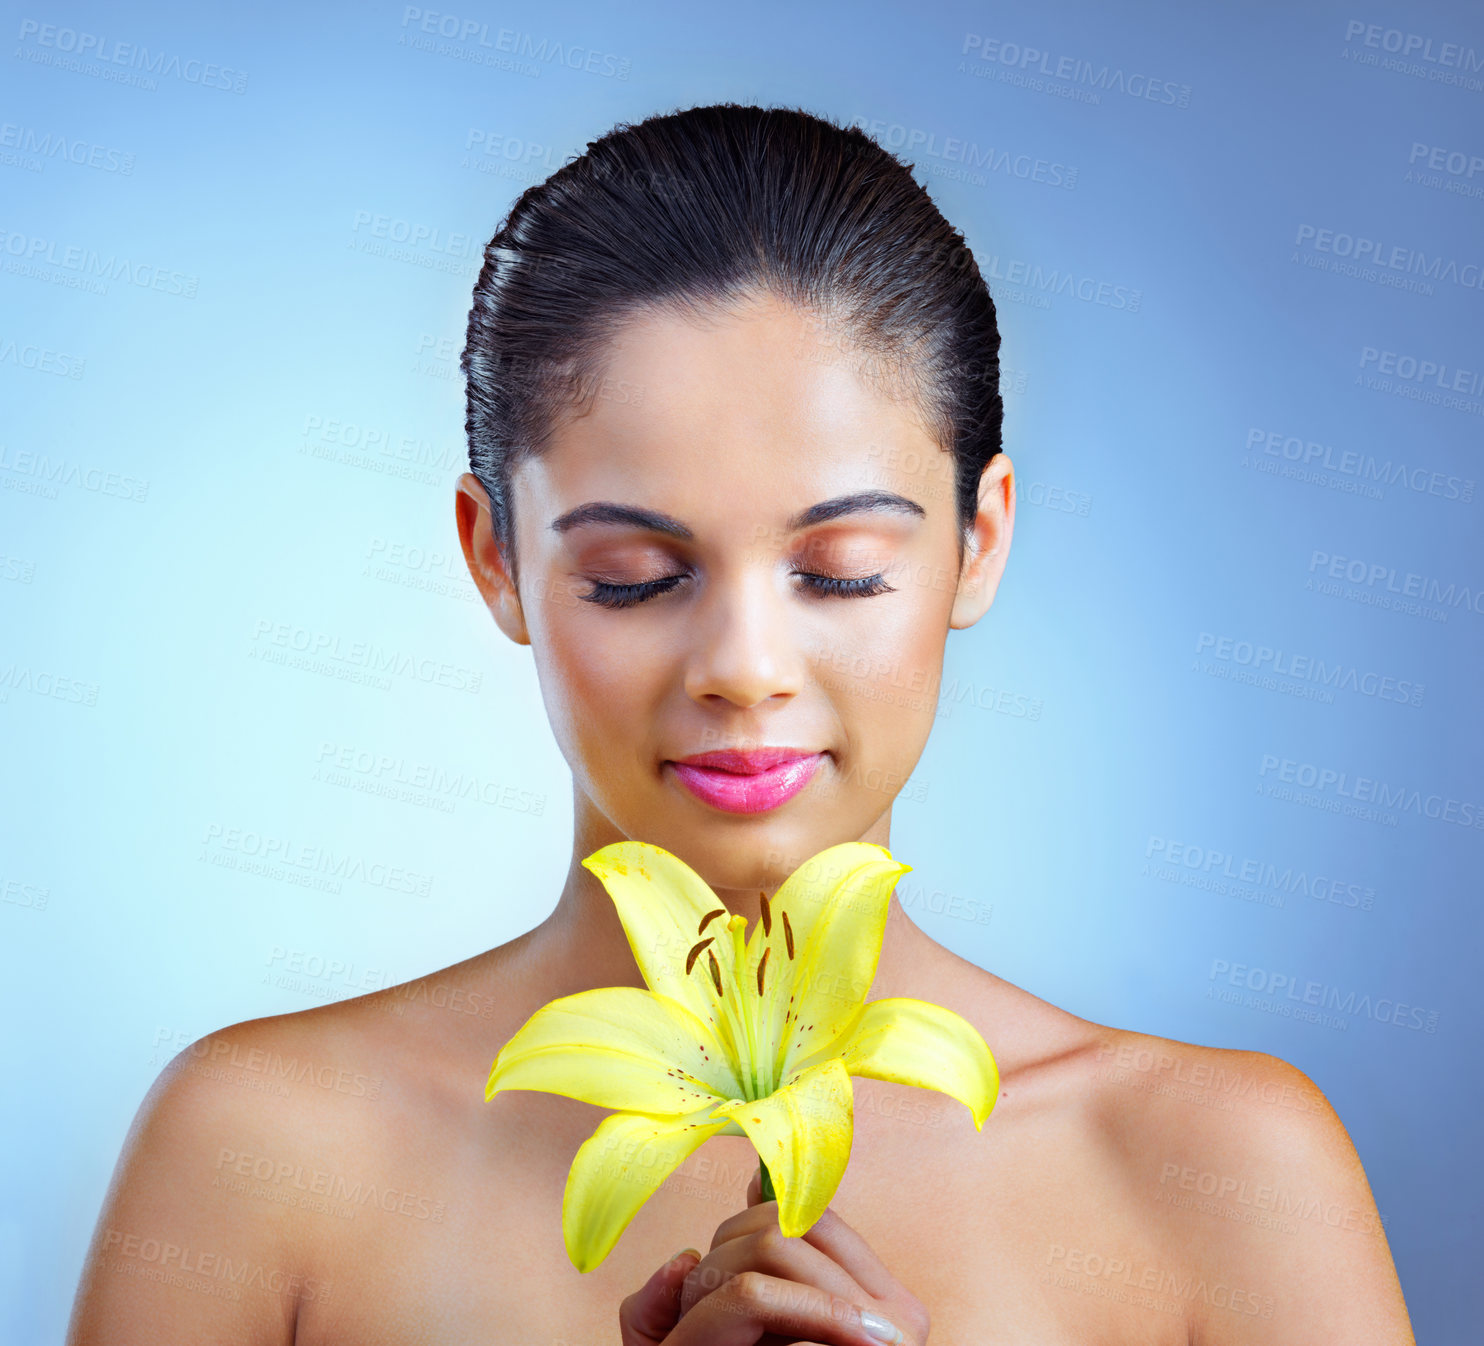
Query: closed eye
793,571,895,598
577,569,896,609
579,573,689,609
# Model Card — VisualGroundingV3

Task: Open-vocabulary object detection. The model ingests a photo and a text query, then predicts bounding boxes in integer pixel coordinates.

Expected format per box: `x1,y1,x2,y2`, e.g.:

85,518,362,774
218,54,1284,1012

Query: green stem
758,1158,776,1203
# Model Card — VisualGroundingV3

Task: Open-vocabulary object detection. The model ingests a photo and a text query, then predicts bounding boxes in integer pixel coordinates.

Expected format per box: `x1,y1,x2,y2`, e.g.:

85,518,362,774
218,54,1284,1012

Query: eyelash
579,570,895,610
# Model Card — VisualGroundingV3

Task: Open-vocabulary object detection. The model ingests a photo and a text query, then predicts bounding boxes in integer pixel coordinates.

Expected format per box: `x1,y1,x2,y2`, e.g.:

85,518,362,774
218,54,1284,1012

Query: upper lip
670,747,821,774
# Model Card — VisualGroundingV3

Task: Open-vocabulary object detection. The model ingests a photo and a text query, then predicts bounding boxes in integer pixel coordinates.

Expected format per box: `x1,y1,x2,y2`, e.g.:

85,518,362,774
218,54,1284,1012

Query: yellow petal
759,844,911,1084
801,997,1000,1130
487,986,741,1114
582,842,742,1061
708,1057,854,1237
563,1105,732,1272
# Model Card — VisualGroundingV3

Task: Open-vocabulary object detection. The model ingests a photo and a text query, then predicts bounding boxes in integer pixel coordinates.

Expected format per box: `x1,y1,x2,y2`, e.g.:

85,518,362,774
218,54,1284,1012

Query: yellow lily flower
486,840,1000,1272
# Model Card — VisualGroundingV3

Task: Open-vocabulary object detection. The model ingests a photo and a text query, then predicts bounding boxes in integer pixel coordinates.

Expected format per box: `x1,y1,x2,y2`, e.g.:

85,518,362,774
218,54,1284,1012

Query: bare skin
67,292,1414,1345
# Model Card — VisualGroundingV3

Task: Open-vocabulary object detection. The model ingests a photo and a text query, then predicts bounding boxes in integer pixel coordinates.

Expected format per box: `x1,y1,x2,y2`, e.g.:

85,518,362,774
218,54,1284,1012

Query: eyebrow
549,490,925,538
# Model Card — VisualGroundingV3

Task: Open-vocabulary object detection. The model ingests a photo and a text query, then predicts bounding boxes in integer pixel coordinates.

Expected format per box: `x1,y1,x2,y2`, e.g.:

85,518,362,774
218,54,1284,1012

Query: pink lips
668,748,824,814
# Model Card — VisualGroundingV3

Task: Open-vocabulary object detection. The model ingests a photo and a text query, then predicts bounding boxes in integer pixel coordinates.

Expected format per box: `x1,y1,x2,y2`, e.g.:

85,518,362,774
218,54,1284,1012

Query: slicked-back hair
462,103,1004,574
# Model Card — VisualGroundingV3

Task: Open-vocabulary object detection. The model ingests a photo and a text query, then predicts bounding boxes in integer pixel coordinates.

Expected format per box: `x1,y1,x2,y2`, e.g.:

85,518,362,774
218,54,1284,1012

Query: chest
293,1082,1191,1346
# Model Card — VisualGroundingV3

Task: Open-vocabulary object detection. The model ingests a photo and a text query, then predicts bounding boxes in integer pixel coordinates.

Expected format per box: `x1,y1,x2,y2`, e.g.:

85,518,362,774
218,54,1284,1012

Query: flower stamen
698,907,727,935
782,910,795,960
686,936,715,976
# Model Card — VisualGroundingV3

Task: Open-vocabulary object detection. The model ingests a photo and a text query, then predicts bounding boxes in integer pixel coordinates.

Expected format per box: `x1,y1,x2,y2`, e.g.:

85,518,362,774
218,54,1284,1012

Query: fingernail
859,1308,904,1344
669,1247,701,1264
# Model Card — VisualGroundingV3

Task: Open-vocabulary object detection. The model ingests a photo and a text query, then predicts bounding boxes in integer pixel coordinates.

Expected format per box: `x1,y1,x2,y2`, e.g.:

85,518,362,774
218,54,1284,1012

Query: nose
682,571,806,710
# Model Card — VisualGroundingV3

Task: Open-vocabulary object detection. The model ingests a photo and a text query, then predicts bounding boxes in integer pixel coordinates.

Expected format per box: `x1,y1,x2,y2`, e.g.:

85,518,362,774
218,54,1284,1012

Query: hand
619,1169,929,1346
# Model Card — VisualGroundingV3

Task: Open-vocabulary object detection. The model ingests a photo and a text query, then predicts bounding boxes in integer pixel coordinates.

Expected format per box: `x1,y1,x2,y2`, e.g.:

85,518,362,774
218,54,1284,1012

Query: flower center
684,891,797,1097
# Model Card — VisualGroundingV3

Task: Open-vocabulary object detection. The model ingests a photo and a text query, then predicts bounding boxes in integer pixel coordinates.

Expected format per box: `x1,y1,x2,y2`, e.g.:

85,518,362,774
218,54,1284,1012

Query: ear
949,453,1014,630
455,472,530,646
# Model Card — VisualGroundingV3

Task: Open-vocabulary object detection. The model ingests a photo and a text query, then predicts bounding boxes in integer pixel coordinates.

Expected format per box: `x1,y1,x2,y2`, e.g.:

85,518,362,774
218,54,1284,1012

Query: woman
68,104,1414,1344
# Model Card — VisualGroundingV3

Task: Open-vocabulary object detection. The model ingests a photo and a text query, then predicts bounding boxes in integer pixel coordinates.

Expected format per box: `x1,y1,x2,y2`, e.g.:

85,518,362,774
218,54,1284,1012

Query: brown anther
756,946,770,995
706,949,724,996
758,891,772,936
782,910,795,959
697,907,726,935
686,936,715,975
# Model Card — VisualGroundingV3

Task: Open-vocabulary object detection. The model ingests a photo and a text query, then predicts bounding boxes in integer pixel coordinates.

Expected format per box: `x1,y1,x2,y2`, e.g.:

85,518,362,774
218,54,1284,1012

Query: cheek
528,606,665,771
814,573,953,714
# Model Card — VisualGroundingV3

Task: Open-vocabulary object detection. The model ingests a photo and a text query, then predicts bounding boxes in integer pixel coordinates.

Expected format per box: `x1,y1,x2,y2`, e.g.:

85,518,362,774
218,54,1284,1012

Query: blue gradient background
2,1,1480,1341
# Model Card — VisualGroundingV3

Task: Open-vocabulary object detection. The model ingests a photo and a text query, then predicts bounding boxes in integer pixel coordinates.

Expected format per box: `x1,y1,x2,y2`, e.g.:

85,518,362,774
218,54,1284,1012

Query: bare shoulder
67,1006,357,1343
924,954,1414,1343
1077,1024,1415,1344
67,943,531,1344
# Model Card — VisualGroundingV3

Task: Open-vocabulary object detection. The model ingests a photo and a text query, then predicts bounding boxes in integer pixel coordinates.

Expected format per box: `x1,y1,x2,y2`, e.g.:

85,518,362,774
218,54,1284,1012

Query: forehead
511,292,949,528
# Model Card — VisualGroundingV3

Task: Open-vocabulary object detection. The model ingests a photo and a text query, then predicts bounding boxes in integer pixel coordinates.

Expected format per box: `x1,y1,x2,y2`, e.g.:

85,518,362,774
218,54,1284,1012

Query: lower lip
668,754,824,814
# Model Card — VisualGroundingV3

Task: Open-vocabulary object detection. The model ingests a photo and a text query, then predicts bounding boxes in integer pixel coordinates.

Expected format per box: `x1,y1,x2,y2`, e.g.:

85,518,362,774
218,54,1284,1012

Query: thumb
745,1166,766,1208
618,1249,701,1346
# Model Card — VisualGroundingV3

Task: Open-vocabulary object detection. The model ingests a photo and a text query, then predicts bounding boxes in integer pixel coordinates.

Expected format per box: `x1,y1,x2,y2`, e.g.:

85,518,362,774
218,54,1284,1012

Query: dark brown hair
462,103,1003,571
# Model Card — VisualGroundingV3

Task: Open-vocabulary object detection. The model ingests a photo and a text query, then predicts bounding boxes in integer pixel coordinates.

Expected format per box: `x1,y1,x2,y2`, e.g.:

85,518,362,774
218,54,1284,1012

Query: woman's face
458,289,1013,893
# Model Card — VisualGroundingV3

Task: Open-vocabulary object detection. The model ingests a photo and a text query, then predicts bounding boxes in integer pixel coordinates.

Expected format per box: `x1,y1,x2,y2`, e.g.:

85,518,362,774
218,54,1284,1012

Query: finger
746,1168,763,1207
709,1201,895,1301
619,1249,701,1346
667,1270,908,1346
784,1206,897,1301
680,1227,868,1318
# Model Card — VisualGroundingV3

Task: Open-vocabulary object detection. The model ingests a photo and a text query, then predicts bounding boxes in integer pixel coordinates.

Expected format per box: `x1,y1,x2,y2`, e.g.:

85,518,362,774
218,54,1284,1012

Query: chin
628,805,881,894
